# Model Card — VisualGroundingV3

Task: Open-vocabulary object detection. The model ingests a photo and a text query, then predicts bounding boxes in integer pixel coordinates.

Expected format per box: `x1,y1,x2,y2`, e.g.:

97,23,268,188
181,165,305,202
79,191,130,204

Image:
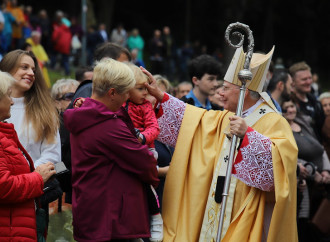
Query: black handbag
40,162,69,206
21,142,55,241
40,178,63,206
53,161,71,193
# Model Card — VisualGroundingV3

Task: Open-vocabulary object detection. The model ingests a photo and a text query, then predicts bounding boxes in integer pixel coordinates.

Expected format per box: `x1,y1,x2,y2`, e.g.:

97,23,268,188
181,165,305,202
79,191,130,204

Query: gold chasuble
162,103,298,242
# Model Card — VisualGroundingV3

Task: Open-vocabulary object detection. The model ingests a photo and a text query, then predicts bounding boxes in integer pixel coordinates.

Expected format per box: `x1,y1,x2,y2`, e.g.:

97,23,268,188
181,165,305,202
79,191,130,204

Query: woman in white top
0,50,61,167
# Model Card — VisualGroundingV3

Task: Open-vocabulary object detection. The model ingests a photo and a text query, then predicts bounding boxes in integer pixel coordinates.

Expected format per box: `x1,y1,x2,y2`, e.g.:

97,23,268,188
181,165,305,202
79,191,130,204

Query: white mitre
224,46,275,93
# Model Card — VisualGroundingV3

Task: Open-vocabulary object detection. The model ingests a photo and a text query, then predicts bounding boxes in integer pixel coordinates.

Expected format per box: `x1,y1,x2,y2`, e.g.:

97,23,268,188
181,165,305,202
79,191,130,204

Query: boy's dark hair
267,70,289,93
93,42,132,62
75,66,94,82
187,54,222,83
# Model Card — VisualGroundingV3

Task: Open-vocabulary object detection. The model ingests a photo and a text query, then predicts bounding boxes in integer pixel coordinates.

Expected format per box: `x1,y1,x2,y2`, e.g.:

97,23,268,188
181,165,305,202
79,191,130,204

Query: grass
48,68,76,87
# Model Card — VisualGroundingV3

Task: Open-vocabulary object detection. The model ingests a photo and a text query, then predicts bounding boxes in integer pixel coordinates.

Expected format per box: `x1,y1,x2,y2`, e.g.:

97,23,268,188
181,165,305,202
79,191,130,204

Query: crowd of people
0,2,223,85
0,2,330,242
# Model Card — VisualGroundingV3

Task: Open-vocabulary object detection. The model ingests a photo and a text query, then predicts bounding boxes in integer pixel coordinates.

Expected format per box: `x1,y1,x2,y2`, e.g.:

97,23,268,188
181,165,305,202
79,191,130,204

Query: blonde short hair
0,71,15,99
92,58,135,96
289,61,311,78
125,62,149,85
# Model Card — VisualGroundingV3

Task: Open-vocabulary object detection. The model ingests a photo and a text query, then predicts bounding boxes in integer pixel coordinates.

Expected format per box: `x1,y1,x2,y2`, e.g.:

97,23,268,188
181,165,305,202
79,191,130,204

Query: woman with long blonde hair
0,50,60,167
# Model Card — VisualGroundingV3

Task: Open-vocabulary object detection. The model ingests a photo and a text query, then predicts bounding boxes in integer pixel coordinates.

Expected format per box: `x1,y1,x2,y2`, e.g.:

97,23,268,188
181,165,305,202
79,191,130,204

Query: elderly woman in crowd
319,92,330,116
0,49,61,232
51,78,79,204
64,58,159,242
0,71,56,241
51,78,79,113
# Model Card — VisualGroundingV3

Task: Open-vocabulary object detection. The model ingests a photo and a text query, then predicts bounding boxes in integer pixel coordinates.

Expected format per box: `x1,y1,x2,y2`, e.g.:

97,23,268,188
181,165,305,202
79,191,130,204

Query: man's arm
141,67,187,147
156,93,186,147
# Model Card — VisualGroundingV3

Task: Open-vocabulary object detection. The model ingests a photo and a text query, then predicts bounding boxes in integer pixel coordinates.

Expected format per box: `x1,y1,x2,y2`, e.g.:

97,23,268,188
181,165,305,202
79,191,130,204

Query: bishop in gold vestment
144,46,298,242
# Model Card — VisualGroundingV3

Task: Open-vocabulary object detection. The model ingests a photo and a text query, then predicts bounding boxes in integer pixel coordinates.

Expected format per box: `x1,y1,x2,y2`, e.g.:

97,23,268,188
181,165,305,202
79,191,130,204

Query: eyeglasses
222,86,241,92
57,92,75,101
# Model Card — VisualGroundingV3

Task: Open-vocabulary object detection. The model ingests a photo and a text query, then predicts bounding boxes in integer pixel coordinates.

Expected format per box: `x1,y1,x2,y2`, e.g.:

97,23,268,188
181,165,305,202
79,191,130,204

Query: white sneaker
150,213,163,242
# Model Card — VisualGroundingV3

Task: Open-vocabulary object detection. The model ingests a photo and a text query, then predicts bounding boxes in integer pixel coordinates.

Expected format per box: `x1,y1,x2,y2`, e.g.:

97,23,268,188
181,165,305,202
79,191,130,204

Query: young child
124,62,163,242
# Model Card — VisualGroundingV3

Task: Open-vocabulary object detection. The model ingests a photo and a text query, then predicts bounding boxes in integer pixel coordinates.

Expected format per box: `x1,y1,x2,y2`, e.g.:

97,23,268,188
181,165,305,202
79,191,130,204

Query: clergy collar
242,98,264,118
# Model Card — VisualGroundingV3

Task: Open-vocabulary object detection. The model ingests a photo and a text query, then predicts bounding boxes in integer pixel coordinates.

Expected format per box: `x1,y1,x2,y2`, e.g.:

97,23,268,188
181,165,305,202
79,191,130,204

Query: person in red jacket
50,10,72,76
0,71,56,241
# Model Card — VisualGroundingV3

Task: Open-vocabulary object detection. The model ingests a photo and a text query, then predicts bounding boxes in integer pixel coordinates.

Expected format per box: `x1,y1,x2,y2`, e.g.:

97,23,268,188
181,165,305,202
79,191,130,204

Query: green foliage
48,69,75,87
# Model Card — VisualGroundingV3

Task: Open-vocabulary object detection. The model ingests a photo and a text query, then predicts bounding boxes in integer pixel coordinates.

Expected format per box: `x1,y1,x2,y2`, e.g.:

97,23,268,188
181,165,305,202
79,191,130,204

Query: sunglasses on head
57,92,75,101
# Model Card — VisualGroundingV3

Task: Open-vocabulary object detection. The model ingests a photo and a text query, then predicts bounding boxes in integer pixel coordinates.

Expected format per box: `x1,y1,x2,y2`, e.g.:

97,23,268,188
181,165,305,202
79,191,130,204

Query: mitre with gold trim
224,46,275,93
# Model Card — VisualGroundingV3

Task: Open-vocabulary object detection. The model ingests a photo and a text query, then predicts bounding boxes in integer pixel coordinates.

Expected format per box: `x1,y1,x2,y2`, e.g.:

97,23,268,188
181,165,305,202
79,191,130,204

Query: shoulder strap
14,133,42,208
14,132,35,172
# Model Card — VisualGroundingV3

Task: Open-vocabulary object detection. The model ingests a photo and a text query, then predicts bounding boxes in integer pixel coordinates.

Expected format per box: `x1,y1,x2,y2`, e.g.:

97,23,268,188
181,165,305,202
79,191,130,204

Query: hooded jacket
0,122,44,242
64,98,159,242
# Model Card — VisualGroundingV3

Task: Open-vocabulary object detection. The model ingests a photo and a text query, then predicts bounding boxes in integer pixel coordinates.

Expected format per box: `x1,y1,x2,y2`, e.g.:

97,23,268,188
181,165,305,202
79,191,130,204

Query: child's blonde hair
125,62,149,85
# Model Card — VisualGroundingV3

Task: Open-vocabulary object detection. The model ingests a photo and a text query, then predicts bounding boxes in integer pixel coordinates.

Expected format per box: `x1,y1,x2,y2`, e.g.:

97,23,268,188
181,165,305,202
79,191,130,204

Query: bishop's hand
229,115,248,138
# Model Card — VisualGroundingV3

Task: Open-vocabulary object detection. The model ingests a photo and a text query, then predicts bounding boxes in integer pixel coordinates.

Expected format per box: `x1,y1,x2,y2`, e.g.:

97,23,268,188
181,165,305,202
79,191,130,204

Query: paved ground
47,194,75,242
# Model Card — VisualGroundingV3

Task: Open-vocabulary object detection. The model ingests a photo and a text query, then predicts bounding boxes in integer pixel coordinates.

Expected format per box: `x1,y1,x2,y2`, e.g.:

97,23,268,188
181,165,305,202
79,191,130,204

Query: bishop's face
220,81,241,112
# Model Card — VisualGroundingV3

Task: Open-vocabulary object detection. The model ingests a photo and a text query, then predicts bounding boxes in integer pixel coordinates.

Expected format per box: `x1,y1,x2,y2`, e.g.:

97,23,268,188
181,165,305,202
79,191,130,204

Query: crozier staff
216,22,255,241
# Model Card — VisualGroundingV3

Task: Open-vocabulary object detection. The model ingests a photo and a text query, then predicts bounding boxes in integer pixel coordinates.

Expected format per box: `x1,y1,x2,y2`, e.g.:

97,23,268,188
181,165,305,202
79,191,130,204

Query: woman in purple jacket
64,58,159,242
